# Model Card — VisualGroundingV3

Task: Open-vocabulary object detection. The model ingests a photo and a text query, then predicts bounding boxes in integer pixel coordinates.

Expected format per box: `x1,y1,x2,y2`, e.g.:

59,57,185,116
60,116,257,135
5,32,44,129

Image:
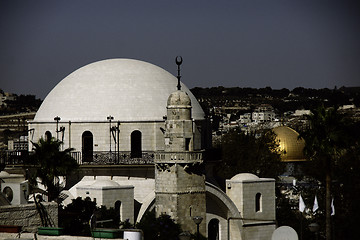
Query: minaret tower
154,56,206,235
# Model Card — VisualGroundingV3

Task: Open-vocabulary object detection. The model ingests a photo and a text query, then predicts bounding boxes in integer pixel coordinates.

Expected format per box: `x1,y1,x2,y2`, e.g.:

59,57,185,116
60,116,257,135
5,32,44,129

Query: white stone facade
76,180,134,223
226,173,276,240
26,58,278,240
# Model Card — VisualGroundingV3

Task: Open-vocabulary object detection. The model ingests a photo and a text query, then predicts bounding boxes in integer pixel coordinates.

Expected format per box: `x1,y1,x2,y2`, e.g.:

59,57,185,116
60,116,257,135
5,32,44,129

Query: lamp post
110,125,119,162
178,231,191,240
107,115,114,159
117,121,120,163
309,223,320,240
54,116,61,140
193,216,203,240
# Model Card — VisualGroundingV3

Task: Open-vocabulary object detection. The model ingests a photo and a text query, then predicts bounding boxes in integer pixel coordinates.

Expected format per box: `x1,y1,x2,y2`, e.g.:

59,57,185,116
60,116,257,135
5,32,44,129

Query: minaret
154,57,206,235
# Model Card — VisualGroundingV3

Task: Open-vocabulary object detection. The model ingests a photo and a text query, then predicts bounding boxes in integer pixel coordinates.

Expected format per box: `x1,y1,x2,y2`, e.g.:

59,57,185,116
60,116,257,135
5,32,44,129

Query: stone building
28,59,209,161
155,89,206,235
21,58,277,239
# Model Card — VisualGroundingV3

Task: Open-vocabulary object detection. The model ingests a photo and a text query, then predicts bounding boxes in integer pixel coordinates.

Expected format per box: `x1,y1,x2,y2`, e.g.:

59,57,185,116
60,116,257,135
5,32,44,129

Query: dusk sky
1,0,359,99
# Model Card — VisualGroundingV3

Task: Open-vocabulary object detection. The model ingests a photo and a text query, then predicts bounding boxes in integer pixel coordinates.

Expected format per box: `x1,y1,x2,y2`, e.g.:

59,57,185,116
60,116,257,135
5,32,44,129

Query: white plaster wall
76,184,135,223
243,224,276,240
226,179,275,221
29,121,205,152
76,186,103,205
112,176,154,204
70,176,154,205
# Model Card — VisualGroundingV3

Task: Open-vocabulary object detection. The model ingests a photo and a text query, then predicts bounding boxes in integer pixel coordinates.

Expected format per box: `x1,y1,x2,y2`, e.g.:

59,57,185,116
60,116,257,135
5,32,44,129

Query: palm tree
300,106,347,240
28,137,78,202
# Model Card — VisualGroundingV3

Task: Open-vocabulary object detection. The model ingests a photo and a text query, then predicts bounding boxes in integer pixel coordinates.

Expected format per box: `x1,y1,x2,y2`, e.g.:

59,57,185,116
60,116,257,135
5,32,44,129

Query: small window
45,131,52,142
255,193,262,212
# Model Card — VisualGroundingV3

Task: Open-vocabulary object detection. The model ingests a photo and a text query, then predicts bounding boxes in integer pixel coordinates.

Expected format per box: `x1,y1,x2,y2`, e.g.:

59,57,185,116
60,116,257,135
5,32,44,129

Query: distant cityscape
192,86,360,136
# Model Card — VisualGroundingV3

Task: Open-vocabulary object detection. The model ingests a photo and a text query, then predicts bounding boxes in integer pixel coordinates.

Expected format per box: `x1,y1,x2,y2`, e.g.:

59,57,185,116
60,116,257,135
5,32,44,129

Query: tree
59,197,125,236
136,211,182,240
215,128,284,183
300,106,348,240
27,137,78,201
333,122,360,239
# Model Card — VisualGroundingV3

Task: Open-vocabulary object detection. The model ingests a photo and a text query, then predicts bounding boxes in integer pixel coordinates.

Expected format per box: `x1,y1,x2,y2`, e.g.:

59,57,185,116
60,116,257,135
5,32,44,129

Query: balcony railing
1,150,206,166
154,151,203,163
1,150,29,166
0,150,155,166
71,151,155,165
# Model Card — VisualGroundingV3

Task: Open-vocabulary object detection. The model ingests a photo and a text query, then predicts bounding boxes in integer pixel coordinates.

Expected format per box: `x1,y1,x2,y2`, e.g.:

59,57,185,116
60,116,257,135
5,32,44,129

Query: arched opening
115,200,121,221
208,218,220,240
82,131,93,162
255,192,262,212
185,138,191,151
131,130,142,158
45,131,52,142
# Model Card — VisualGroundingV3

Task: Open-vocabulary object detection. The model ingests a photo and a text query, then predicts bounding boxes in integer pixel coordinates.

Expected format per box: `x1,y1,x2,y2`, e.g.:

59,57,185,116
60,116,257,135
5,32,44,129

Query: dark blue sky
1,0,359,99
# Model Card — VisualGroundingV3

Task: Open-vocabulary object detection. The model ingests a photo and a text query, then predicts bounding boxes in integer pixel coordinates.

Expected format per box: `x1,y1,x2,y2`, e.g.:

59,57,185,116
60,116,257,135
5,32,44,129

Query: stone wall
0,232,125,240
0,202,58,232
155,163,206,236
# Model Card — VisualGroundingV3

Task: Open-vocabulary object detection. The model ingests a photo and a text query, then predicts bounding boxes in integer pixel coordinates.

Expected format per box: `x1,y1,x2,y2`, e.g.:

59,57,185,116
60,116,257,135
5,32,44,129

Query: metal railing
0,150,29,165
154,151,203,162
0,150,155,166
71,151,155,165
2,150,206,166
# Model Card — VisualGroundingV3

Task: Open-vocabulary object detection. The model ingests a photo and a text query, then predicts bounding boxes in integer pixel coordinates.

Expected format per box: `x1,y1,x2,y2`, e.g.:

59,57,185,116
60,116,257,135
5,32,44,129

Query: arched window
208,218,220,240
255,193,262,212
131,130,142,158
82,131,93,162
45,131,52,142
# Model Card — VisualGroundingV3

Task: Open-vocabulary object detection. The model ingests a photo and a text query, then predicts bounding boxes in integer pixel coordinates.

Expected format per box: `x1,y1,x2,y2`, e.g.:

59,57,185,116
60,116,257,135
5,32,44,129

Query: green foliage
27,137,78,201
59,197,97,236
136,211,182,240
215,128,284,182
59,197,122,236
301,106,347,160
299,106,360,239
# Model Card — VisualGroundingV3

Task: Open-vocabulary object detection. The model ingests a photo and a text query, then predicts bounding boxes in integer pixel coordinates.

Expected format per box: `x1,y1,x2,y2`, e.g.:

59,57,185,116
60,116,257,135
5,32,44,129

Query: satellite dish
3,186,13,202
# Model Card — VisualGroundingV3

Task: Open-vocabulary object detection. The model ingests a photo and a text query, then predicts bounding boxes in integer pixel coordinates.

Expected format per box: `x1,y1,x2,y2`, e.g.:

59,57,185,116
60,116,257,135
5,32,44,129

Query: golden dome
273,126,306,162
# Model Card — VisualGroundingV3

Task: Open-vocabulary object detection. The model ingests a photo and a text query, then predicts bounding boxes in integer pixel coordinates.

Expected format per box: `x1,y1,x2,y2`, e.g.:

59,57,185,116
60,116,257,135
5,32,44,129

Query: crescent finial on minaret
175,56,183,90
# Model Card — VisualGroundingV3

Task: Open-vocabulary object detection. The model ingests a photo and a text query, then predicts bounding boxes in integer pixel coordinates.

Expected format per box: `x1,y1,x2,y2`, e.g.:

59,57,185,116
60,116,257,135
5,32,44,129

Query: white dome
34,59,205,122
230,173,260,181
91,180,121,188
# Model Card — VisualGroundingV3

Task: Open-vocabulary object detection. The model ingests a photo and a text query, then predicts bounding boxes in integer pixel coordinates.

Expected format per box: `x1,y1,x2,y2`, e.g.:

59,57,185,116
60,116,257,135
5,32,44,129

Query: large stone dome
34,59,205,122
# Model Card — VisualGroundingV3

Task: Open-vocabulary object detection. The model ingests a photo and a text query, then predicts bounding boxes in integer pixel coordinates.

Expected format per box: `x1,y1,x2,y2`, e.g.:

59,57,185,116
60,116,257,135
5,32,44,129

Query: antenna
175,56,183,90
